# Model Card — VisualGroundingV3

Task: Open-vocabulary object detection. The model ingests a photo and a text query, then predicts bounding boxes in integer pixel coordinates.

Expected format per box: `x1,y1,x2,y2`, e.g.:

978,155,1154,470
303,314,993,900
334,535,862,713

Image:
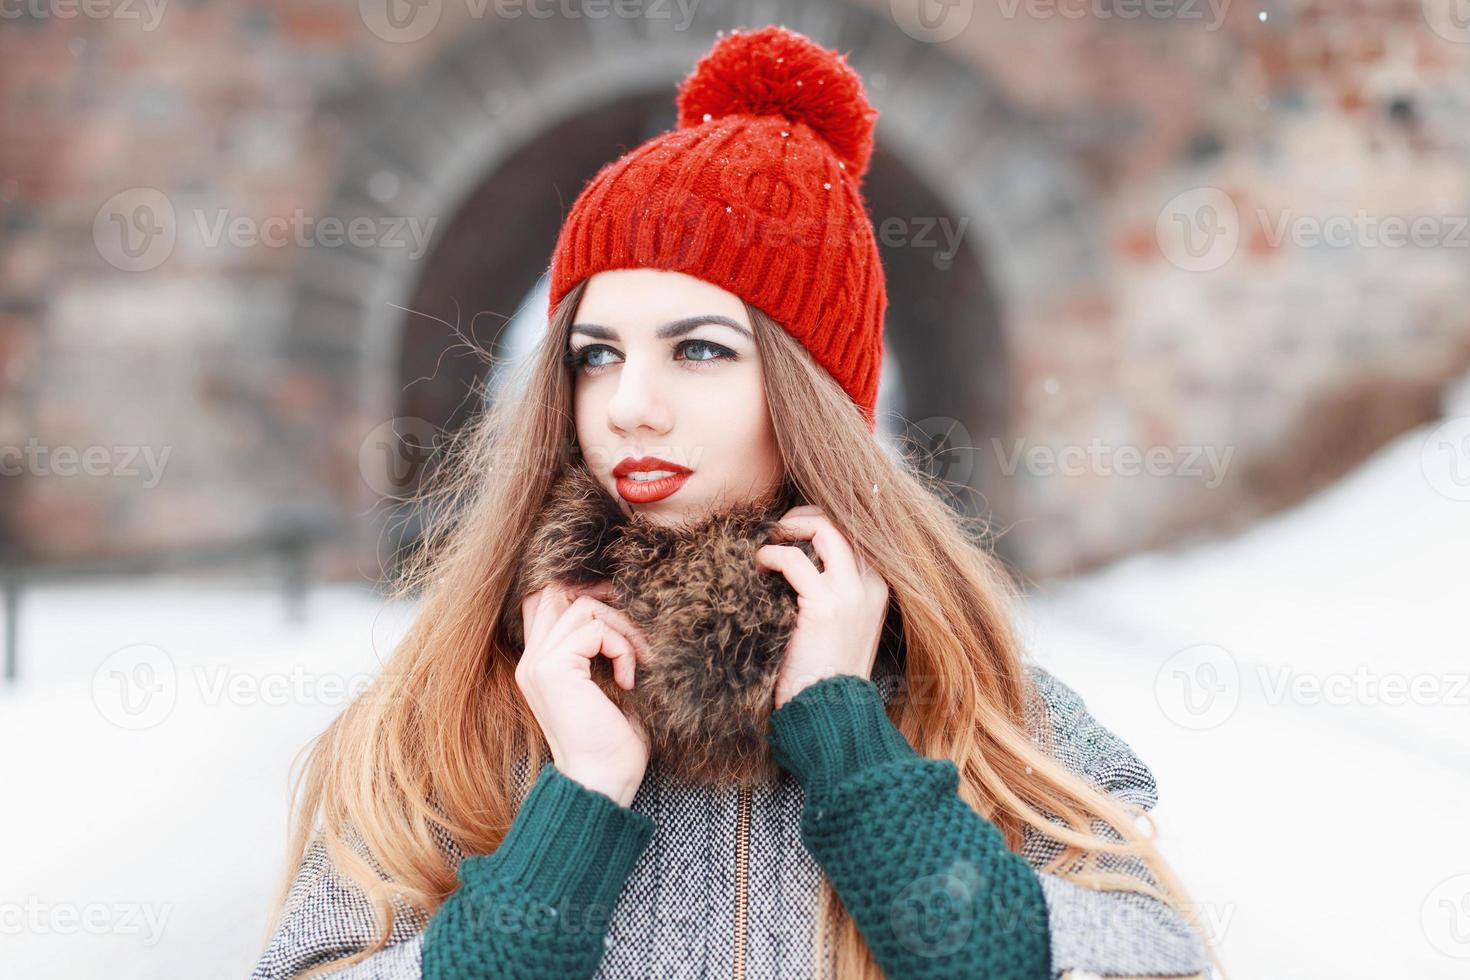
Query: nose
605,353,674,437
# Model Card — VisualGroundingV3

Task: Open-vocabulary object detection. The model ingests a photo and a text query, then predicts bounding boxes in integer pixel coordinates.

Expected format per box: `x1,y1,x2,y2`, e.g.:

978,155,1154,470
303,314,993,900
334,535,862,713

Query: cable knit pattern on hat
547,25,888,430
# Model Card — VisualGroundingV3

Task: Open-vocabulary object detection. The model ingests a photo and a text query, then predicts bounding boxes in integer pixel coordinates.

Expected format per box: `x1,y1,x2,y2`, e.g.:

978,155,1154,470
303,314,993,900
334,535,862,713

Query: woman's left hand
754,505,892,709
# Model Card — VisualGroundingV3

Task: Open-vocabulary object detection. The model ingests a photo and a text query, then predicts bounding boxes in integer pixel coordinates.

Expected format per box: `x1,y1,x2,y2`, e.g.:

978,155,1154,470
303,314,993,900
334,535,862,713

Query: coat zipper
733,781,750,980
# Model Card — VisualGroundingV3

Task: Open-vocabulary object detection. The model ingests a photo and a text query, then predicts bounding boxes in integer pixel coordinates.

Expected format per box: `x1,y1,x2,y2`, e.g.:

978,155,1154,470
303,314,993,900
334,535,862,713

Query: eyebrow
570,315,753,342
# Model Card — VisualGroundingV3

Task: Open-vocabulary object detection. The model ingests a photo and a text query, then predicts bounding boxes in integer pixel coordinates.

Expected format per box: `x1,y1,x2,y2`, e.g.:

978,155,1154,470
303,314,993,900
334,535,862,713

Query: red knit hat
547,25,887,431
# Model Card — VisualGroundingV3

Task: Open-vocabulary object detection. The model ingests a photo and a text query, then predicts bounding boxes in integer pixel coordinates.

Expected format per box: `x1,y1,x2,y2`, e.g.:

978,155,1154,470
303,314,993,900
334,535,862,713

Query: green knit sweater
421,674,1051,978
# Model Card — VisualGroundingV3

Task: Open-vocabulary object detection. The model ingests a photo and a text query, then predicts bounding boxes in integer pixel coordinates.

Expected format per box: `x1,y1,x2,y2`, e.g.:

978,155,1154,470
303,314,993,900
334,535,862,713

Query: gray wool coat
250,660,1210,980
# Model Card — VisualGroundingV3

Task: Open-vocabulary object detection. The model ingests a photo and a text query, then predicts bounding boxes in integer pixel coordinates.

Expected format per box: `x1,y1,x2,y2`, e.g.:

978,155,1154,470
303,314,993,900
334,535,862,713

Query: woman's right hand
516,581,651,808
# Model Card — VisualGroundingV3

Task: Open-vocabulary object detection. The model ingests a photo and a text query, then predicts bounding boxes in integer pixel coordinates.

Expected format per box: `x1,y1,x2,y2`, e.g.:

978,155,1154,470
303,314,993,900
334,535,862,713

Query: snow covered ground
1017,413,1470,979
2,416,1467,979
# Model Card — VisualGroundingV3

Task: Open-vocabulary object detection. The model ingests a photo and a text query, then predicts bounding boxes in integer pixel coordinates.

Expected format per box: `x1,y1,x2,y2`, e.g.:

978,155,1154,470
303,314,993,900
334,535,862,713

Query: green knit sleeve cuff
463,762,655,917
766,673,919,804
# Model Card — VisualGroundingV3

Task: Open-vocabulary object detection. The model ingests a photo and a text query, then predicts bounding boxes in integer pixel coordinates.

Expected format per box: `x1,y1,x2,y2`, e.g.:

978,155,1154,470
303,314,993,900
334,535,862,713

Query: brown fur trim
501,460,818,787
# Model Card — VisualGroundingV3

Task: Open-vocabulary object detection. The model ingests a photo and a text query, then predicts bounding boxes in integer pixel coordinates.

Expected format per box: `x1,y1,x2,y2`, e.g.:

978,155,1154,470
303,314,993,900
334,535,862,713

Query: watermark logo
888,859,986,957
896,416,976,489
359,416,441,498
1154,643,1240,730
94,188,176,273
359,0,441,43
94,189,439,271
1422,872,1470,959
1421,416,1470,501
92,643,178,731
1423,0,1470,44
1156,186,1240,272
891,0,974,45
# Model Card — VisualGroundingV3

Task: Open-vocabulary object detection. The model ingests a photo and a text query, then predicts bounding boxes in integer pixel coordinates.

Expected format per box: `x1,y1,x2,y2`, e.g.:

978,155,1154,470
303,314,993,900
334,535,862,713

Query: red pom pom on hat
674,24,879,183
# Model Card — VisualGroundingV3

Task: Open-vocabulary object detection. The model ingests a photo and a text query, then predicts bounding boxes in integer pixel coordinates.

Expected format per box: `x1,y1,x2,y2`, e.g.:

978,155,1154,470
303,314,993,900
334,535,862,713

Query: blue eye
562,345,616,371
563,340,736,375
677,339,734,364
561,345,616,374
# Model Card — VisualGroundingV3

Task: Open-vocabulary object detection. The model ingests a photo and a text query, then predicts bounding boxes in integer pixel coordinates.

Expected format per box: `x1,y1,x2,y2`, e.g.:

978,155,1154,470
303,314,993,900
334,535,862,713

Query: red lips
613,455,690,478
613,455,693,504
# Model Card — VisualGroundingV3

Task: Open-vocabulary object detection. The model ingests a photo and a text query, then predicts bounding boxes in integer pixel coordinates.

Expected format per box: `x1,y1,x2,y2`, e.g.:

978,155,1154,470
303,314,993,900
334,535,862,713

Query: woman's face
568,268,784,526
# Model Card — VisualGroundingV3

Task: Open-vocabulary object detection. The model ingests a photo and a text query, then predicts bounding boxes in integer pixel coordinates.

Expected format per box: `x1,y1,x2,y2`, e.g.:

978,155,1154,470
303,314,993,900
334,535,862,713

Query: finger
537,586,581,651
754,543,825,597
525,585,568,649
554,615,638,692
599,623,638,690
550,617,609,677
578,596,652,659
768,514,859,582
546,593,651,659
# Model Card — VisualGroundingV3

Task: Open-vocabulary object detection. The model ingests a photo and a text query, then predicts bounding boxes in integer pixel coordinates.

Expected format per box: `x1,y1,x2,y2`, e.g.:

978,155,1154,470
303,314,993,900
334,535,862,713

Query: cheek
691,371,776,456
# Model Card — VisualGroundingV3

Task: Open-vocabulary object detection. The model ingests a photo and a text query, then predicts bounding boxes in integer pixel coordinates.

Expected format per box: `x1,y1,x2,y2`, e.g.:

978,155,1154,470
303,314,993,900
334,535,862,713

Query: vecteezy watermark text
0,898,172,947
1155,644,1470,730
0,0,167,29
94,188,439,272
992,437,1235,488
1157,186,1470,271
357,0,702,44
1,439,170,488
92,644,396,730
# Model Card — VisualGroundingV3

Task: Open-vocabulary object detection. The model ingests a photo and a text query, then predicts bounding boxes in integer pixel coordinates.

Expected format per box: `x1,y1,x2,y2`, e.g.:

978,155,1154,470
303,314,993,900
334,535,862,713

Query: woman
252,25,1220,980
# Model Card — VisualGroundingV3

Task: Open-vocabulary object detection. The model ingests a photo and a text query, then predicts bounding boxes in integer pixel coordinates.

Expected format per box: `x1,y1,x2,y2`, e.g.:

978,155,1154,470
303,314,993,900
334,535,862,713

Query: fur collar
503,460,902,788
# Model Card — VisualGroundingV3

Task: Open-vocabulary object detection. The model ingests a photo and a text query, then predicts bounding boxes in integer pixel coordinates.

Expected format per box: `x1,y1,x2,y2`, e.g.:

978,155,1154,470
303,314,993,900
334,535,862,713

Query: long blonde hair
261,276,1224,978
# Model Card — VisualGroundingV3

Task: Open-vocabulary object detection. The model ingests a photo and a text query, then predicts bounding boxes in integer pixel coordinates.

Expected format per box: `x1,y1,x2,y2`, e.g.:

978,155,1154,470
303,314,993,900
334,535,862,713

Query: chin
638,502,717,528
